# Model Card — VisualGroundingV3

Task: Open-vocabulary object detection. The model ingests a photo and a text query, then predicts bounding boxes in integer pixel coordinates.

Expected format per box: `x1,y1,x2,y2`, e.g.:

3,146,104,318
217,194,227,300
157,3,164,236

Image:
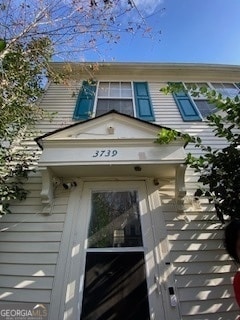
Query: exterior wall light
63,181,77,190
134,166,142,172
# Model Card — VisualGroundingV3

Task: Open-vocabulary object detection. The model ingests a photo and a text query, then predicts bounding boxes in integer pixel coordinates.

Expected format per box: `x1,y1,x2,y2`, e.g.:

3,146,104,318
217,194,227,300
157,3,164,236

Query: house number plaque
92,149,118,158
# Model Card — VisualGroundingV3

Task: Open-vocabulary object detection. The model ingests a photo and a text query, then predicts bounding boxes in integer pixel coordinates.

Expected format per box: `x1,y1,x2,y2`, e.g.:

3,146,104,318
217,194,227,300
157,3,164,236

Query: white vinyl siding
149,81,239,319
1,75,239,320
0,171,69,305
35,82,77,133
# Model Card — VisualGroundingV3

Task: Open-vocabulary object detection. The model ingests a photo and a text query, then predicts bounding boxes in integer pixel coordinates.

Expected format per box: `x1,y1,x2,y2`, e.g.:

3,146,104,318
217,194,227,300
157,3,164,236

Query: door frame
50,178,181,320
78,181,164,320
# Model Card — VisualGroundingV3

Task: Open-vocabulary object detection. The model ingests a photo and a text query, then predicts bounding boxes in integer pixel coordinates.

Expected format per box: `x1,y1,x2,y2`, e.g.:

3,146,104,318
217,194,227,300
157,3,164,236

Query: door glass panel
88,191,143,248
80,252,150,320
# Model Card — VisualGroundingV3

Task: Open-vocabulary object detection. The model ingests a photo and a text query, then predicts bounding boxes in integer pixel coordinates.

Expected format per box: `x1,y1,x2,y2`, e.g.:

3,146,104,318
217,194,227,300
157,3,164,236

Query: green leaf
0,38,6,51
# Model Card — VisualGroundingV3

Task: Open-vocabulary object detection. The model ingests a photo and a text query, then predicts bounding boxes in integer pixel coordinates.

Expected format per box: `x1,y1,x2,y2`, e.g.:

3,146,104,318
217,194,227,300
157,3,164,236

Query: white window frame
93,81,137,117
184,82,240,98
184,82,210,100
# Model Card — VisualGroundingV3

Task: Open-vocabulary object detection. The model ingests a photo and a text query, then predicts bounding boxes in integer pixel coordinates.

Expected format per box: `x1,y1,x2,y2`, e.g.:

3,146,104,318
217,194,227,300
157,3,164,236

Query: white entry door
77,181,166,320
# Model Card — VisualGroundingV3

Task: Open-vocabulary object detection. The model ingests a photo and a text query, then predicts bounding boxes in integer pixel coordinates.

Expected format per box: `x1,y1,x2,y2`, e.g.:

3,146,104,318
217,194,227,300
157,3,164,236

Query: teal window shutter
73,80,96,120
172,87,202,121
133,82,155,121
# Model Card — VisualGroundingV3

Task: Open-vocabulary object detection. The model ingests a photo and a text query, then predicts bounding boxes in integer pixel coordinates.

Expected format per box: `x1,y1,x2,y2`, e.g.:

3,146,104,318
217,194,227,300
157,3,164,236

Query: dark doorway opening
80,252,150,320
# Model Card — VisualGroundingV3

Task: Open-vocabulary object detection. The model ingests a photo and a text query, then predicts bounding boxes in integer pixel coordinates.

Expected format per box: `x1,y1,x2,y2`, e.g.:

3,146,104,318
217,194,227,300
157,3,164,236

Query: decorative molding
175,164,187,212
40,167,54,212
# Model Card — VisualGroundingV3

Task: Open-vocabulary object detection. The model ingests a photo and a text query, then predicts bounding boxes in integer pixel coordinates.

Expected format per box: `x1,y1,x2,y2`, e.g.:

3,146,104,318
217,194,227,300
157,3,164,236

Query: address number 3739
92,149,118,158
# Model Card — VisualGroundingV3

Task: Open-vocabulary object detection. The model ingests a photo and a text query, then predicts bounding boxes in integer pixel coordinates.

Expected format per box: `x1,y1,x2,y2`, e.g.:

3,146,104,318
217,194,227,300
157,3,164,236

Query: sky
83,0,240,65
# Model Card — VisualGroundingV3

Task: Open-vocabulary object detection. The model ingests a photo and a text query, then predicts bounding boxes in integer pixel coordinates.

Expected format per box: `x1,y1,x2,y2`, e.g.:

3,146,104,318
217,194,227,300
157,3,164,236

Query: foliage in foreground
159,83,240,223
0,0,162,213
0,38,53,214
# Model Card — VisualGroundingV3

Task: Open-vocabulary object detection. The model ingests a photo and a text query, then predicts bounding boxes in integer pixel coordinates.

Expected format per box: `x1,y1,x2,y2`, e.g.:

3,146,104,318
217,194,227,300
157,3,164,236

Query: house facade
0,63,240,320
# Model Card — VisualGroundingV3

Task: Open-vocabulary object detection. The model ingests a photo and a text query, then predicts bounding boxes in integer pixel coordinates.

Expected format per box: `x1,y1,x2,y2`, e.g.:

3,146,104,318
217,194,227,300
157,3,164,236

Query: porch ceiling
45,163,178,179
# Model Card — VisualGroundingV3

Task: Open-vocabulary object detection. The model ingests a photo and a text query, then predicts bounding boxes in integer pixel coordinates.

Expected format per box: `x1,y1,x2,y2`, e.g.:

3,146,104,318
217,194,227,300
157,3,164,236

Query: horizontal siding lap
0,232,62,242
165,220,222,230
175,273,235,288
5,205,67,214
180,298,238,316
0,253,58,264
0,288,51,303
164,211,218,221
173,261,236,275
0,242,60,253
0,213,65,223
0,264,55,276
20,190,42,198
0,222,64,232
0,275,53,289
178,284,234,301
23,184,42,191
7,198,42,206
168,230,223,241
182,312,239,320
171,250,229,262
8,205,42,214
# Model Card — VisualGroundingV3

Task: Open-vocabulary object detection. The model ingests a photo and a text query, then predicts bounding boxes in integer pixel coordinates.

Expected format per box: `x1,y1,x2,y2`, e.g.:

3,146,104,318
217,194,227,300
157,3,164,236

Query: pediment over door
35,111,187,211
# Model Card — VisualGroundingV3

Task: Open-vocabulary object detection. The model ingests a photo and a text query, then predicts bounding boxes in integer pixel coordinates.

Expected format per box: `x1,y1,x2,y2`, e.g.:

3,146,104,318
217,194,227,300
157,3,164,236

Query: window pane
96,99,134,116
88,191,143,248
195,100,217,118
121,82,132,97
212,83,239,98
117,100,133,116
98,82,109,97
185,83,209,99
110,82,120,97
98,82,133,98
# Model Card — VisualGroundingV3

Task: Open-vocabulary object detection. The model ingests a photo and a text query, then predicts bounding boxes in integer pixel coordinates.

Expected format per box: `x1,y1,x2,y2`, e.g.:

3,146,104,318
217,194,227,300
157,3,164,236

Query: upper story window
96,82,133,117
185,82,217,118
73,81,155,122
173,82,239,122
211,83,240,99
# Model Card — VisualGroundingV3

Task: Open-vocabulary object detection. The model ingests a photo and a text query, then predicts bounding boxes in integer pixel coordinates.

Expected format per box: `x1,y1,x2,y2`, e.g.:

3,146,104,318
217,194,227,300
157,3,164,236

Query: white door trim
79,181,166,320
51,179,181,320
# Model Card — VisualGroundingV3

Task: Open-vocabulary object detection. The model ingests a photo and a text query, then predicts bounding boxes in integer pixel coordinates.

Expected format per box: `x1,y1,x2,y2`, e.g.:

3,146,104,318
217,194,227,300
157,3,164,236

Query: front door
78,181,164,320
81,252,149,320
